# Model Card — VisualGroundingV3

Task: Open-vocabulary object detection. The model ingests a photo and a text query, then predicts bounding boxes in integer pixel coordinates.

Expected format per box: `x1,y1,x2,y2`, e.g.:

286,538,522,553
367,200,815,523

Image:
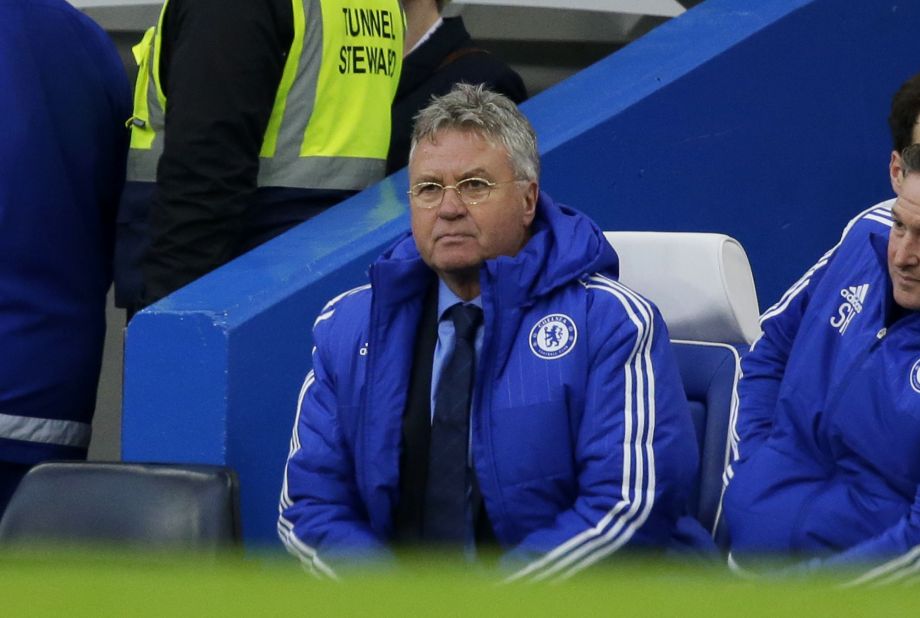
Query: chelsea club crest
911,358,920,394
529,314,577,360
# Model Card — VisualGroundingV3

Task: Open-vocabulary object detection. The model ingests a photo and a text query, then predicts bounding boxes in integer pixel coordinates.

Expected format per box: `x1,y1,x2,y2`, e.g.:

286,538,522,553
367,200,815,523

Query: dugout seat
604,232,760,547
0,462,240,551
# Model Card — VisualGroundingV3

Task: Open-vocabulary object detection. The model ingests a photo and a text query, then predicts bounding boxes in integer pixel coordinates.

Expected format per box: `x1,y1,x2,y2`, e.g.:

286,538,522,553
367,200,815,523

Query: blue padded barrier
124,0,920,548
123,178,410,547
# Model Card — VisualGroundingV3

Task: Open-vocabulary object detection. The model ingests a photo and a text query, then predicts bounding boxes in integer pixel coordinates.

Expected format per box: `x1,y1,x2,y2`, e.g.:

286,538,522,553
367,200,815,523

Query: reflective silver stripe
128,0,387,190
126,146,161,183
126,27,165,183
259,0,322,184
0,413,92,448
259,155,386,190
258,0,387,190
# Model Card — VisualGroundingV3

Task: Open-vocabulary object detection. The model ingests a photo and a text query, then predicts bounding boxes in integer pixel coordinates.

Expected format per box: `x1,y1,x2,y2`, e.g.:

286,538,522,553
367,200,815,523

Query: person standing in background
0,0,130,513
116,0,404,317
387,0,526,173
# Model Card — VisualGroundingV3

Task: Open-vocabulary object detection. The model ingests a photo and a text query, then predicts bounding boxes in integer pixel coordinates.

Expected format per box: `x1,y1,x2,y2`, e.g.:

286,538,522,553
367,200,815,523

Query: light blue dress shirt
431,280,484,420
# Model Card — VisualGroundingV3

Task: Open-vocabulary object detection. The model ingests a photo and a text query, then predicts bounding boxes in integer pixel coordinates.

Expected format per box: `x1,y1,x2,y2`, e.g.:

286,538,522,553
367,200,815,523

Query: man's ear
891,150,904,194
522,181,538,227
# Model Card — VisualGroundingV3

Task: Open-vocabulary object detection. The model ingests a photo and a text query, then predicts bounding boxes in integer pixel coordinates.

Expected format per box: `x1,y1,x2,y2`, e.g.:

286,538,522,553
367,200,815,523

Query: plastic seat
0,462,241,552
604,232,759,545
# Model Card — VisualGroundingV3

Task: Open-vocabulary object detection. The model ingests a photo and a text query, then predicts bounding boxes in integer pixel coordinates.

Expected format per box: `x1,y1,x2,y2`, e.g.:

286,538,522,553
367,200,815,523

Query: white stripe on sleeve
276,370,339,580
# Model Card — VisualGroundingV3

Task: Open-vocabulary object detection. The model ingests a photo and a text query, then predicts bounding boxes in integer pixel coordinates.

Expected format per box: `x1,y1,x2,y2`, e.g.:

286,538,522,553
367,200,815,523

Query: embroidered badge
911,358,920,394
529,314,577,360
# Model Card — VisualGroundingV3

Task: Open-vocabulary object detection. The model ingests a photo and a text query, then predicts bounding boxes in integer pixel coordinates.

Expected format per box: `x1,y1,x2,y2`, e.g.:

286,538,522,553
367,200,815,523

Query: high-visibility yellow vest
126,0,404,190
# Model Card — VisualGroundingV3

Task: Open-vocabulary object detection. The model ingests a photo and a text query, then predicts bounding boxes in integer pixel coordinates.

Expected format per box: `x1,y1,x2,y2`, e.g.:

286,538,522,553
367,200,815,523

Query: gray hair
902,143,920,175
409,83,540,181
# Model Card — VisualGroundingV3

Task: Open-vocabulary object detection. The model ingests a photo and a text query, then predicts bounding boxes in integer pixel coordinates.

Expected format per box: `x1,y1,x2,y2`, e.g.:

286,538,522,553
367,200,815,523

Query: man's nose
894,237,920,268
437,186,468,217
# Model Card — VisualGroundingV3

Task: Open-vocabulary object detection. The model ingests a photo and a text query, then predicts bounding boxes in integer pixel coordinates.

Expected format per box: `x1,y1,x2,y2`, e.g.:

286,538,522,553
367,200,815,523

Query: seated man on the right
723,108,920,578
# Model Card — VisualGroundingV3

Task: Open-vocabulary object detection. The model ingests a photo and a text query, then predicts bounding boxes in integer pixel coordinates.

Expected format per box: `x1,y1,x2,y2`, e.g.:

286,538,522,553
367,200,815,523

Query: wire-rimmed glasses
407,177,522,208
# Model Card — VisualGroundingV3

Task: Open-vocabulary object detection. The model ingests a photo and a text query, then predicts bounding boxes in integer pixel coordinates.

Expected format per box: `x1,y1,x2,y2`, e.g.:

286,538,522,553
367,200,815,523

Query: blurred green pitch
1,549,917,617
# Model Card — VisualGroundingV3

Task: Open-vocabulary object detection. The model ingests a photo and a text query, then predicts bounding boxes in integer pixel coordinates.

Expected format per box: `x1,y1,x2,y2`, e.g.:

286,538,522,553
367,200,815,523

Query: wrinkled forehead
410,128,510,169
418,126,503,152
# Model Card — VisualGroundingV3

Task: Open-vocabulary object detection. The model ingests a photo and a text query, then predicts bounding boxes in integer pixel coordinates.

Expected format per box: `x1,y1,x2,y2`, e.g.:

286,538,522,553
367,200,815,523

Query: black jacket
387,16,527,174
116,0,354,310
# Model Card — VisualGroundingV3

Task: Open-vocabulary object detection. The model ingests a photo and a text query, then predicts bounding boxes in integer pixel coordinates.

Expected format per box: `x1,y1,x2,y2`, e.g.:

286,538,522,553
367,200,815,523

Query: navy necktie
423,303,482,544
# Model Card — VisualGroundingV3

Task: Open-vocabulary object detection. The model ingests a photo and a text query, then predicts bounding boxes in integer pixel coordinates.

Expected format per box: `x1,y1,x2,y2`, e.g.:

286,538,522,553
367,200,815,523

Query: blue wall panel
532,0,916,302
123,178,410,546
123,0,920,548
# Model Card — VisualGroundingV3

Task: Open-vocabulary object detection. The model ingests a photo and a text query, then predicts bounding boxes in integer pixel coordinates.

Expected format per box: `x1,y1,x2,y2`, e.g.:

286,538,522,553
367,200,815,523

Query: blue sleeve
277,309,393,578
502,277,701,581
733,206,893,464
0,0,130,453
734,243,837,462
781,486,920,586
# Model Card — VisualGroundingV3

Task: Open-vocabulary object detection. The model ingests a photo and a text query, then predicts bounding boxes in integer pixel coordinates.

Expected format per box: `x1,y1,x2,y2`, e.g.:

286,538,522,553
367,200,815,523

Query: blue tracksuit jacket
724,199,920,583
279,193,710,579
0,0,130,462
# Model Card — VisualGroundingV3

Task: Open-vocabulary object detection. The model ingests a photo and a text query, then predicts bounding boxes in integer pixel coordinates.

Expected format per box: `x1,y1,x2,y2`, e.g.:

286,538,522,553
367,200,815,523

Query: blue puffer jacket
279,193,710,579
724,200,920,583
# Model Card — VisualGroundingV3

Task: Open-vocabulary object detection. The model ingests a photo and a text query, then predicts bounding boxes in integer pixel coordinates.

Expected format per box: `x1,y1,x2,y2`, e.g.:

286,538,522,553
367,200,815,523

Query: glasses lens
457,178,492,204
411,182,444,207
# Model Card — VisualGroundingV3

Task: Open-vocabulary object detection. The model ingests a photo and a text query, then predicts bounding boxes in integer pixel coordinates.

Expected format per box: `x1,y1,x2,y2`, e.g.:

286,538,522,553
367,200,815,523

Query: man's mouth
894,271,920,285
436,233,473,242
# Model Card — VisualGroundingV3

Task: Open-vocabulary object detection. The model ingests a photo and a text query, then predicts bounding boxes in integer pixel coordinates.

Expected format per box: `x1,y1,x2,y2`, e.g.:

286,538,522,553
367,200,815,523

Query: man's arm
278,309,392,577
142,0,290,304
792,486,920,586
735,286,812,460
503,276,701,581
734,237,847,462
734,204,893,463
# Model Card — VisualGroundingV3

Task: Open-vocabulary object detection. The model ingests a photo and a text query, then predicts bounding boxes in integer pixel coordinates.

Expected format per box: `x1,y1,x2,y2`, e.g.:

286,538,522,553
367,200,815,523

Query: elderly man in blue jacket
279,84,711,579
724,74,920,584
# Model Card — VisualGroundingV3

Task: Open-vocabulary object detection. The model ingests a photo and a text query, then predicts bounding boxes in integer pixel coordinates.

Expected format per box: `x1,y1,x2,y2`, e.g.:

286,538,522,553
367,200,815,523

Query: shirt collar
437,278,482,321
869,228,889,272
407,16,444,56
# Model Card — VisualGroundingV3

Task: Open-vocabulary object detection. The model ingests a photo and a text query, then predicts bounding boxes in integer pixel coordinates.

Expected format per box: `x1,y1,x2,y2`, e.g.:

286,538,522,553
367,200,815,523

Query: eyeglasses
407,177,523,208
